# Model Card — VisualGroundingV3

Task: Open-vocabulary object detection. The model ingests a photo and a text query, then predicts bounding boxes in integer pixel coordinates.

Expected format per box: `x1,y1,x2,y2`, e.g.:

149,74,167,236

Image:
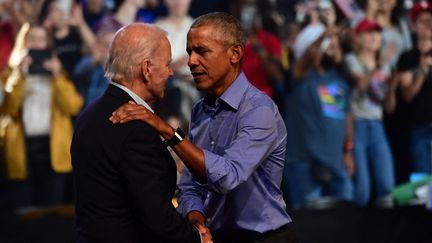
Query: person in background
42,0,96,78
235,0,285,110
80,0,110,31
282,23,354,209
96,0,159,32
344,18,395,207
73,28,115,108
0,0,16,73
0,24,83,212
110,12,297,243
396,1,432,174
359,0,412,68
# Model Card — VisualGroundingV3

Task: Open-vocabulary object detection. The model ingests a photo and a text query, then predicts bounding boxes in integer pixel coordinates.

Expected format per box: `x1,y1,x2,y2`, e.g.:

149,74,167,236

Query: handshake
189,211,213,243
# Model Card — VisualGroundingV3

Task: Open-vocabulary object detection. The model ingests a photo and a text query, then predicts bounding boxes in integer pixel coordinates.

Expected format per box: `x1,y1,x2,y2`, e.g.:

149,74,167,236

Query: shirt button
210,141,215,145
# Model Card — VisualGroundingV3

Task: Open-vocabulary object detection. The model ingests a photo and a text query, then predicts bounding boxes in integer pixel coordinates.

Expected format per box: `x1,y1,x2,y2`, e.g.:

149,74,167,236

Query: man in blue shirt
110,12,296,243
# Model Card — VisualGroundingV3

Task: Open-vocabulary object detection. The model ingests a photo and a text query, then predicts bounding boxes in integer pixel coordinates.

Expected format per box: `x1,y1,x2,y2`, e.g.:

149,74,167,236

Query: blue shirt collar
205,72,249,111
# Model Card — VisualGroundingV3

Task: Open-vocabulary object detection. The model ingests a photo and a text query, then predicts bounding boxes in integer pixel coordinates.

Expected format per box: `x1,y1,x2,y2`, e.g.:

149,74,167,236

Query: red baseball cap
355,19,382,35
410,1,432,21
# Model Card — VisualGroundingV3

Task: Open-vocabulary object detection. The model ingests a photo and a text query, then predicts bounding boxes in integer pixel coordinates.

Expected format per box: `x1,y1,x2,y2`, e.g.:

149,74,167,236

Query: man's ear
141,59,151,82
229,44,244,64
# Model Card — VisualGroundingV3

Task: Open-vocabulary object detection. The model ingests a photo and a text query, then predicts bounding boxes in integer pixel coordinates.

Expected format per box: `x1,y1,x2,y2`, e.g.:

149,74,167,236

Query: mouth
191,71,206,80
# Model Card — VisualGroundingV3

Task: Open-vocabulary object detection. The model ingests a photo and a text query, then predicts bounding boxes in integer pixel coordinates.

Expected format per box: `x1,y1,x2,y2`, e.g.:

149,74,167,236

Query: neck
55,25,70,39
208,68,242,98
116,79,154,104
115,3,139,26
359,50,377,68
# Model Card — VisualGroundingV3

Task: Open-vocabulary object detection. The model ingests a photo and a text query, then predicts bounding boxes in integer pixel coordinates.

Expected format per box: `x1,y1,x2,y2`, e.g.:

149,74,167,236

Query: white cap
294,23,326,60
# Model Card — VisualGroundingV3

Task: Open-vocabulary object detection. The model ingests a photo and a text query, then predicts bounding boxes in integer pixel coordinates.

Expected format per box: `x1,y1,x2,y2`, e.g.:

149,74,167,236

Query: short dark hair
191,12,246,47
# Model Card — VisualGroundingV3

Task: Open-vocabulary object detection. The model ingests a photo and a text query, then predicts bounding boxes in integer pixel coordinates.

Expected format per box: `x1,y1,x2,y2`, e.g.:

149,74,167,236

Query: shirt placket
208,102,221,152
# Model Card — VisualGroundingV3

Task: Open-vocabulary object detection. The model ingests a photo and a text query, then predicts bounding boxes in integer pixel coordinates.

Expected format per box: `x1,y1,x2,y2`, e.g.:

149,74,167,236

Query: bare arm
384,72,399,114
399,70,426,103
69,3,96,51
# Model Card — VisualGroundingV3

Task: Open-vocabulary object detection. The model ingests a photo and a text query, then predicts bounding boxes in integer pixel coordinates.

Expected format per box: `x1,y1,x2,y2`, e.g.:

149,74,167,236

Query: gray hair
105,24,167,82
191,12,246,48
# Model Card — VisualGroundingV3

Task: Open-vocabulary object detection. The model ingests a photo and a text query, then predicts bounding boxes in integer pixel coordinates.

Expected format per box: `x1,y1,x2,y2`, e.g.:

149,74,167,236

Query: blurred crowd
0,0,432,213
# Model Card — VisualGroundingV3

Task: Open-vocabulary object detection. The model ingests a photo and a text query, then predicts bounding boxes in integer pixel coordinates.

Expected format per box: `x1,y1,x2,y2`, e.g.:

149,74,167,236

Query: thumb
128,100,136,104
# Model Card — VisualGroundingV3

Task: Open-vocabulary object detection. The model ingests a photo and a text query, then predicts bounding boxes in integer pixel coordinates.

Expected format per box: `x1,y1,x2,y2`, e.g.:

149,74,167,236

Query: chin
194,83,208,91
194,79,210,91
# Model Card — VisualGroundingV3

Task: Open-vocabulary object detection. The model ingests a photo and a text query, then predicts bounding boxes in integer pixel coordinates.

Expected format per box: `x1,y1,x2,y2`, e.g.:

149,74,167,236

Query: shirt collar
218,72,250,111
110,81,154,113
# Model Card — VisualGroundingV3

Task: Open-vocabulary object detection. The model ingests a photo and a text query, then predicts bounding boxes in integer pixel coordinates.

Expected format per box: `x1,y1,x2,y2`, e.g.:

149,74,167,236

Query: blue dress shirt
178,72,292,233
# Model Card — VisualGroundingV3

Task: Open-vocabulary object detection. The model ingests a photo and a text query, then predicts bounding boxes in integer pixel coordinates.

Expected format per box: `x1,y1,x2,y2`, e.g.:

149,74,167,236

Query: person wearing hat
409,0,432,31
396,1,432,174
282,23,355,209
344,18,395,207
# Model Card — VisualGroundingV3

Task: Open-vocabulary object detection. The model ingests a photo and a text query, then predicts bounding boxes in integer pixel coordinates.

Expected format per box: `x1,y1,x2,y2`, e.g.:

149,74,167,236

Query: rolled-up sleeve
177,168,208,217
204,105,277,194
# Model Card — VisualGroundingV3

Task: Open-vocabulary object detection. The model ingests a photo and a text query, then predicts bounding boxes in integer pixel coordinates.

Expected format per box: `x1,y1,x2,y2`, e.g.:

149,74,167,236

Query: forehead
156,37,172,58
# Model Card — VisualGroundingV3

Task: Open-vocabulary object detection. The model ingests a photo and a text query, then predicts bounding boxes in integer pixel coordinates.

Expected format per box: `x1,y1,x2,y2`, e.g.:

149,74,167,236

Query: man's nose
188,52,198,67
169,66,174,76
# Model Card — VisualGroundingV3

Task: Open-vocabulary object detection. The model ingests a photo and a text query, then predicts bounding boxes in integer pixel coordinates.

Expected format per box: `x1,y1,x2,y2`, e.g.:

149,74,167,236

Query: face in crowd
25,26,50,50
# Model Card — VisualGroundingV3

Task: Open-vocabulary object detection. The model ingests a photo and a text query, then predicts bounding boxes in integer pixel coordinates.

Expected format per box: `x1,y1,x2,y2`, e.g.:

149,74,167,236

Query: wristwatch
163,128,185,147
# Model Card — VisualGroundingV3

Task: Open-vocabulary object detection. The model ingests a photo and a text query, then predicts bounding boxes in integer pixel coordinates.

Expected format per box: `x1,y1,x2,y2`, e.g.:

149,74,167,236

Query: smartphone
58,0,72,19
28,49,52,75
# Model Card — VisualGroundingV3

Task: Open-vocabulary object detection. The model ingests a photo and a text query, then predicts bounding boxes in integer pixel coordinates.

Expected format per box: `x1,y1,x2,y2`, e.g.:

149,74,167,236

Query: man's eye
196,48,207,54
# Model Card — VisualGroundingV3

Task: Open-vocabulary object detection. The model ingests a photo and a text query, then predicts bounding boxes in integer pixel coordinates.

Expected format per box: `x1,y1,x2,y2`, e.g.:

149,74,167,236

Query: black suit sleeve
119,124,201,243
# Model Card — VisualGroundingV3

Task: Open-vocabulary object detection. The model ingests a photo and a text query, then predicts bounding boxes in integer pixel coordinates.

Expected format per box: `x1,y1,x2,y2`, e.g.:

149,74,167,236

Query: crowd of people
0,0,431,233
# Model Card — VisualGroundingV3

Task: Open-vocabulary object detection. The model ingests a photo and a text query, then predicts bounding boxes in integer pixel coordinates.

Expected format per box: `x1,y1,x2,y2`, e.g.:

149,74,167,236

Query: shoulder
241,85,278,118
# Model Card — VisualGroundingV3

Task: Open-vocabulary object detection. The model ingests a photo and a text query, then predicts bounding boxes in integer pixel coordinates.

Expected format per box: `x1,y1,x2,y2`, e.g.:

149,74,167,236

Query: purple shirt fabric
177,72,292,233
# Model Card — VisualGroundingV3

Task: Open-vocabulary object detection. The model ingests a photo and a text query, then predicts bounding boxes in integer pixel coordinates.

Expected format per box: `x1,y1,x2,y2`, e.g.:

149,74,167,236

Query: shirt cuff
203,149,227,187
178,197,205,217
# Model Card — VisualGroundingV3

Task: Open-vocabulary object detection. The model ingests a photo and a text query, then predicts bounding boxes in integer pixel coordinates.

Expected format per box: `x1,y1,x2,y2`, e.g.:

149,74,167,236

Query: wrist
187,210,205,226
161,125,176,140
163,127,185,147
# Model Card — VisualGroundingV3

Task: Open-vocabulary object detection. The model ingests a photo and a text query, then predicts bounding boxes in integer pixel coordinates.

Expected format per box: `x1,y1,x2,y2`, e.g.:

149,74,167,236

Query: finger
113,103,141,115
118,106,147,118
119,110,147,123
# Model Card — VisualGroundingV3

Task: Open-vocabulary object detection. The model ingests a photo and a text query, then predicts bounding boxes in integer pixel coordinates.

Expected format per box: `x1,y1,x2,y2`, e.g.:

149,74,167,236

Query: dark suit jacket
71,85,200,243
